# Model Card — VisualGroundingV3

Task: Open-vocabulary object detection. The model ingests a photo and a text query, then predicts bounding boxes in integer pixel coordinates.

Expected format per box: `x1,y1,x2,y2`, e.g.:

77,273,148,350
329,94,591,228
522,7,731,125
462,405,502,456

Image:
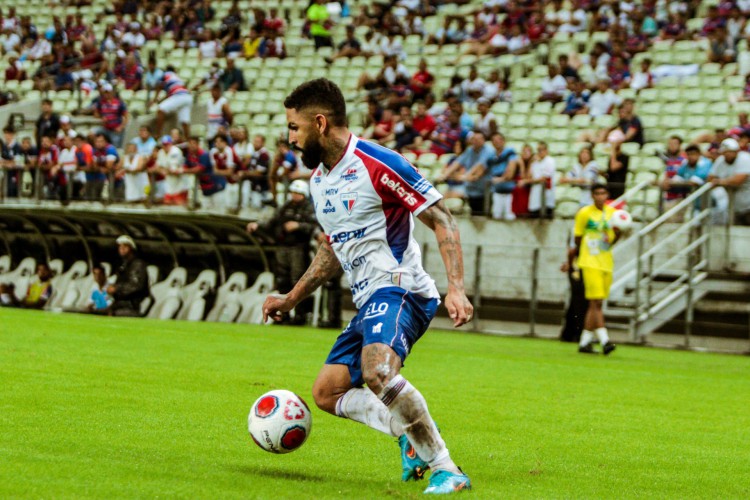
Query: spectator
88,133,118,201
560,146,600,206
539,64,567,103
562,80,590,116
487,132,518,220
428,109,469,156
269,138,303,201
246,179,318,324
587,78,622,118
206,84,233,146
218,56,246,92
307,0,334,50
209,133,238,208
35,99,60,148
108,235,149,317
57,133,83,200
114,54,143,91
38,135,63,201
437,131,495,214
630,58,654,91
475,97,498,139
241,134,271,207
94,83,128,148
121,22,145,48
183,136,223,209
392,106,421,152
198,28,222,61
263,31,287,59
598,99,643,146
86,263,113,314
482,69,512,103
131,126,157,156
708,138,750,226
231,125,254,167
412,100,437,140
5,54,26,81
707,26,735,65
558,54,580,81
661,144,713,219
1,126,21,198
120,142,147,203
604,141,629,199
156,135,187,206
324,24,363,64
460,65,487,103
657,136,687,212
527,141,556,218
21,262,54,309
143,57,164,91
409,58,435,101
151,66,193,139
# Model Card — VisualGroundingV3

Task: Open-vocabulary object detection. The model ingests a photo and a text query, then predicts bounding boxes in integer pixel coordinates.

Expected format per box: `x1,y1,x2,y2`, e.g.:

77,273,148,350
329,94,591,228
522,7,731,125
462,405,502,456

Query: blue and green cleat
423,469,472,495
399,434,429,481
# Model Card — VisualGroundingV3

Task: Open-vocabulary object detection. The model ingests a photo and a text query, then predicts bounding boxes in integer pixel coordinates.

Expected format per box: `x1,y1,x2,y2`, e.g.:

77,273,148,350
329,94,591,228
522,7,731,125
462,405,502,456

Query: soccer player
262,79,473,494
572,183,620,355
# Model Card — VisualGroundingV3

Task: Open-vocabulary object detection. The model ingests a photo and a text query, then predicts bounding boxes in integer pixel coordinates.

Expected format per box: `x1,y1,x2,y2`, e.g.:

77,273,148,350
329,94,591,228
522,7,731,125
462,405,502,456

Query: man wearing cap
246,179,318,325
156,134,187,205
708,138,750,226
94,83,129,148
108,235,150,317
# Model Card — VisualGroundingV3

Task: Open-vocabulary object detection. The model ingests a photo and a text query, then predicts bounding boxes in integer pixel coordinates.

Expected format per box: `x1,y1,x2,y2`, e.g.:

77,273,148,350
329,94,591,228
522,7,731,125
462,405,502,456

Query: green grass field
2,309,749,499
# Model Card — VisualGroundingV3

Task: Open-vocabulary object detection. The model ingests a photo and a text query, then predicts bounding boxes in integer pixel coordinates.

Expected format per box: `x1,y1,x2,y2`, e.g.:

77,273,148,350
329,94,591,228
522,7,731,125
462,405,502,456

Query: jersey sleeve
356,141,442,216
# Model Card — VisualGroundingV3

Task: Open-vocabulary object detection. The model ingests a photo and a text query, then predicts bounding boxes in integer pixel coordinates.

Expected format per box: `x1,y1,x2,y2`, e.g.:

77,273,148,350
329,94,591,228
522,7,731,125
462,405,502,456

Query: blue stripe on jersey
355,140,432,195
383,205,410,264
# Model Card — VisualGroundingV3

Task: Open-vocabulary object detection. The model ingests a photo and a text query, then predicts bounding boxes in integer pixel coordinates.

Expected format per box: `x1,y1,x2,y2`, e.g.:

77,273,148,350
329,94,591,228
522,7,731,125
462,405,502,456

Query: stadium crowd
0,0,749,223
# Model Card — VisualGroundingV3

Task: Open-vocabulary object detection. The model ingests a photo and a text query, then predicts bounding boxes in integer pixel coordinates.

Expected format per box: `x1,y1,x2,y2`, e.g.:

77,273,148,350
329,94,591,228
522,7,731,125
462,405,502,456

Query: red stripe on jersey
354,149,427,213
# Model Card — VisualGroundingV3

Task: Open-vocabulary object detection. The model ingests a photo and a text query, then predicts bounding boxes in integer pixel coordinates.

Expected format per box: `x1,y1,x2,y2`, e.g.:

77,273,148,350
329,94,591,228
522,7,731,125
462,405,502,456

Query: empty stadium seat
206,272,248,323
236,272,276,324
48,261,89,311
145,268,188,320
175,270,217,321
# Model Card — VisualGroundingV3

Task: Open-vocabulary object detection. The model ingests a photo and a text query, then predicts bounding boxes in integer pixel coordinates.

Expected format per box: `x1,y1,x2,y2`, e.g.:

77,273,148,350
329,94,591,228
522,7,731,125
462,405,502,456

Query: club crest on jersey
342,168,359,181
340,192,358,215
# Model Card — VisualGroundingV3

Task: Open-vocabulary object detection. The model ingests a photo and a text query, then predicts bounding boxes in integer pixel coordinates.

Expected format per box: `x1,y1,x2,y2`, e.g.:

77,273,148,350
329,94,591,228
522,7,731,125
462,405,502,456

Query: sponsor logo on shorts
363,301,389,319
372,322,383,334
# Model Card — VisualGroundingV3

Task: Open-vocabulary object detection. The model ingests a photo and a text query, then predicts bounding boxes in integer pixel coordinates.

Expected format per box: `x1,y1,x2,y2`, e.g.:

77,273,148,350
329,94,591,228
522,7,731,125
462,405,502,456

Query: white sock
379,375,460,474
504,194,516,220
491,193,503,219
580,329,594,347
335,387,404,437
595,327,610,345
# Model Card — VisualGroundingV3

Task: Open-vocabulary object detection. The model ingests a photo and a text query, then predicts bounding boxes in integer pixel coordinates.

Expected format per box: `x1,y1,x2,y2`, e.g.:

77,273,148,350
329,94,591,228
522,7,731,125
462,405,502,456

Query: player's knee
311,380,337,414
362,366,393,395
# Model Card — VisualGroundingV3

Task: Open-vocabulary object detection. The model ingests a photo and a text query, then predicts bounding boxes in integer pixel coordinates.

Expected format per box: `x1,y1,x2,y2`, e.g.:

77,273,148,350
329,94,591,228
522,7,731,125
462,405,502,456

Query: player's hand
262,293,294,323
445,288,473,327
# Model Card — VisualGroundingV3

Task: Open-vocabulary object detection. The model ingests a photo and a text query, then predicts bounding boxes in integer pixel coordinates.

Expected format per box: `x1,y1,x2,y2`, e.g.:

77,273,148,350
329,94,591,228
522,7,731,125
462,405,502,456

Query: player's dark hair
284,78,347,127
591,182,609,193
685,144,700,153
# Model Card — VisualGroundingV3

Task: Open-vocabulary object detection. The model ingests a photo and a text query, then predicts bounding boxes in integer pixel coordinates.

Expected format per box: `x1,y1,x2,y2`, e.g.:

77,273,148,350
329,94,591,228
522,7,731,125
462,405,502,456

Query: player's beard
295,136,325,170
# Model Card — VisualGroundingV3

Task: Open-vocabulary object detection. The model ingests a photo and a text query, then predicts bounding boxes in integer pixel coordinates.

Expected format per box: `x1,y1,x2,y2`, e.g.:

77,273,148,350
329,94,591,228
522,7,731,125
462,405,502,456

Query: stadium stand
1,0,749,341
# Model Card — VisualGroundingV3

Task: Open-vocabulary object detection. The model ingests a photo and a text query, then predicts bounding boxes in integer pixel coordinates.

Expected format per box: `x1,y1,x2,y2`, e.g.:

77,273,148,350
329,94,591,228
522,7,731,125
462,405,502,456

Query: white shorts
158,93,194,124
125,172,149,201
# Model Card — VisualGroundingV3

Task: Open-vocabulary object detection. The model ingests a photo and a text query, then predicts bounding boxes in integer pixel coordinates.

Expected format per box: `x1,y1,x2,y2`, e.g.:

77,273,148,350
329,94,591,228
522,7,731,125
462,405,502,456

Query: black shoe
318,319,342,329
578,344,596,354
602,342,616,356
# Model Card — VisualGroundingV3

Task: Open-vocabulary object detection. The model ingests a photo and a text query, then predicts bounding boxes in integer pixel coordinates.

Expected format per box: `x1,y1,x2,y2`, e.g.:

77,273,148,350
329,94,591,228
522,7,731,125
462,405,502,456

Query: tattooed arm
262,239,341,322
417,200,474,327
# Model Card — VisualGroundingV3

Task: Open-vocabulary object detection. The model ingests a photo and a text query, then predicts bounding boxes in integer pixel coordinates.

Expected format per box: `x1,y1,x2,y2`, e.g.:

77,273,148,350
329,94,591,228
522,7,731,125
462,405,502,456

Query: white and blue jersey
161,71,190,97
310,135,443,309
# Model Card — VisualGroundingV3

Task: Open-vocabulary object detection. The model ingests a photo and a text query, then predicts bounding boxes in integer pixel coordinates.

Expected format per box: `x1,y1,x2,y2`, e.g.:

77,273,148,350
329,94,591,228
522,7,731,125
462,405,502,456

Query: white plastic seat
175,269,217,321
48,260,88,310
0,255,9,274
0,256,36,287
146,267,187,319
235,272,277,324
206,271,248,322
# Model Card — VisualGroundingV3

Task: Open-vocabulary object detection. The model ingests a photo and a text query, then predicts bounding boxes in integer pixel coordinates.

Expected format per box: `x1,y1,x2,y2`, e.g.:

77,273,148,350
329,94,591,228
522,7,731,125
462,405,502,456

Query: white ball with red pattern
611,209,633,230
248,390,312,454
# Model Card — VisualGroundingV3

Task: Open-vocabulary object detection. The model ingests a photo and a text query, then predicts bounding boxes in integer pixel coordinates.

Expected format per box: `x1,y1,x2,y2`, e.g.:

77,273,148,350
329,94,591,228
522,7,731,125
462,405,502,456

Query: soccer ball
248,390,312,454
610,209,633,230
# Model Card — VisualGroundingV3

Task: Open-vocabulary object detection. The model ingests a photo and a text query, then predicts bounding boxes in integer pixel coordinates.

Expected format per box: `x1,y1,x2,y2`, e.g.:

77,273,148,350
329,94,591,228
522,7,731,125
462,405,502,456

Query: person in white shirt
27,37,52,61
629,58,654,91
526,141,556,217
121,22,146,48
539,64,568,102
560,145,600,206
475,97,498,137
56,133,83,200
2,32,21,54
156,135,187,205
587,78,622,117
206,85,233,144
121,142,148,202
460,66,487,103
198,29,222,60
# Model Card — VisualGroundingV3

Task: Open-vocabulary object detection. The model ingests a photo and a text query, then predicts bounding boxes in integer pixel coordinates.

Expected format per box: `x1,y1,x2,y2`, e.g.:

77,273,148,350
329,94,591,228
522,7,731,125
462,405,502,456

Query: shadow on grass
226,464,326,482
